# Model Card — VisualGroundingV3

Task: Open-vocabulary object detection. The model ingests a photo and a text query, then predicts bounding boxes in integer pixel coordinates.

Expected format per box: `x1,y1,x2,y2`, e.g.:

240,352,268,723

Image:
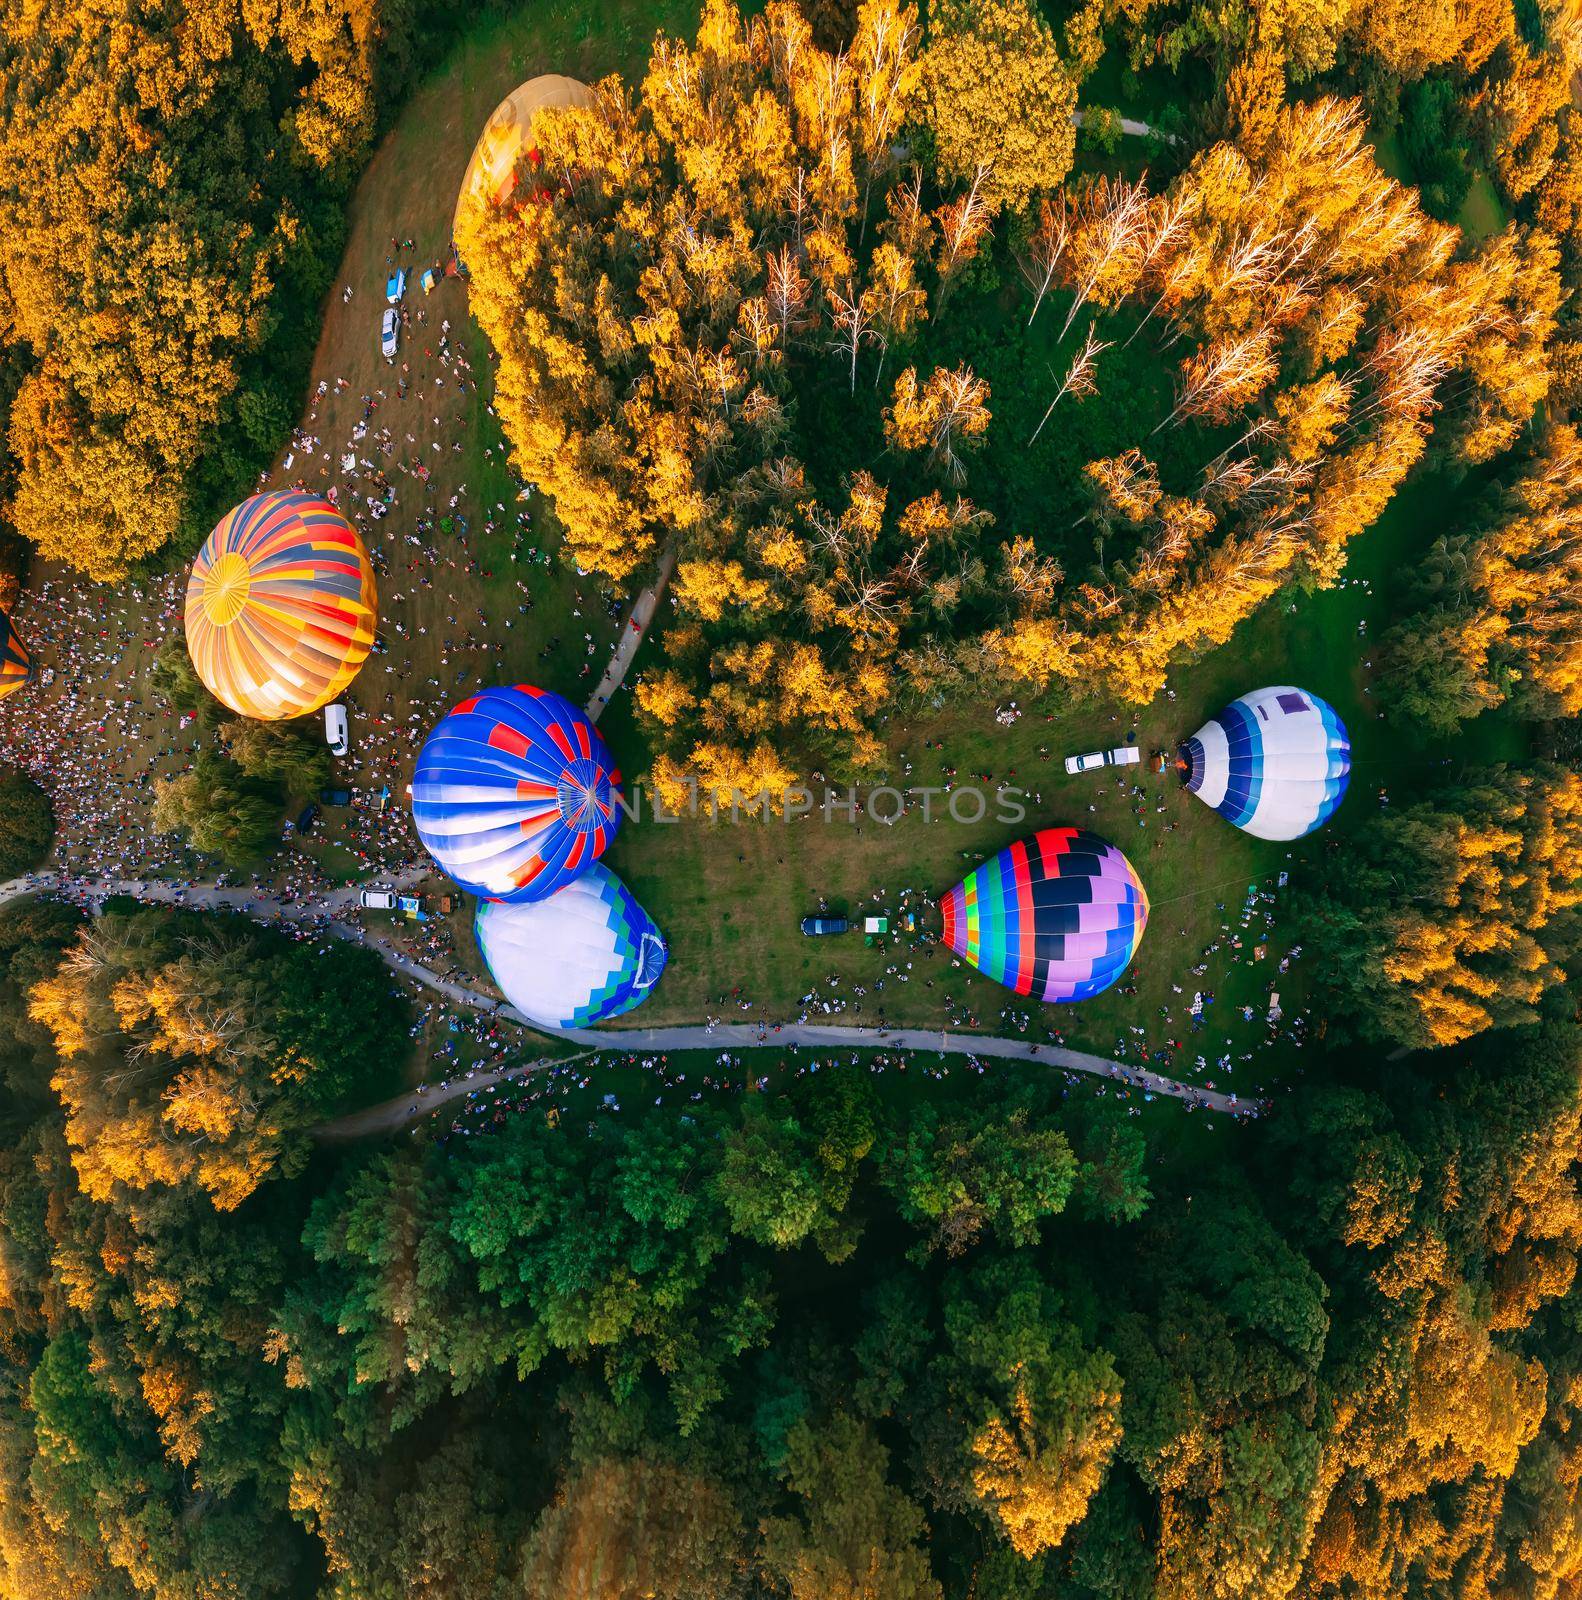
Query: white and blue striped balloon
474,863,667,1030
1181,686,1349,841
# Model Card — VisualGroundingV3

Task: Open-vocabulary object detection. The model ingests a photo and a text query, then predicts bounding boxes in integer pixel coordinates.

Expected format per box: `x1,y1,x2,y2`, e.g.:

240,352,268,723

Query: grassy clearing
418,1045,1249,1169
600,457,1527,1099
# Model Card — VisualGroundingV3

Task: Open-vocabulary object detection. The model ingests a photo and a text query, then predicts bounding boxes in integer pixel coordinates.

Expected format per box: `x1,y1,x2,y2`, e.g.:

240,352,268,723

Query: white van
324,703,349,756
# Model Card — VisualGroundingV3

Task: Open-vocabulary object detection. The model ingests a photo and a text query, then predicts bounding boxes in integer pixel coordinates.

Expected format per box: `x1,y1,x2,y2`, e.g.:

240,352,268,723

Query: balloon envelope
0,610,31,703
185,492,377,721
453,75,590,244
941,828,1149,1003
475,864,667,1029
1181,686,1349,841
411,685,621,902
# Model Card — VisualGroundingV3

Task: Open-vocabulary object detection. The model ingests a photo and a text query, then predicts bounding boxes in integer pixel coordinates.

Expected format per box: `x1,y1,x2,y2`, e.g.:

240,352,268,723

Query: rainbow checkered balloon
185,491,377,721
941,828,1149,1003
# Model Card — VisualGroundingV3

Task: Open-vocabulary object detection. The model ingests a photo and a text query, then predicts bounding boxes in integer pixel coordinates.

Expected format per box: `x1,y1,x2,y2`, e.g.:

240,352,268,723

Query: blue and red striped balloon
411,685,621,902
941,828,1149,1003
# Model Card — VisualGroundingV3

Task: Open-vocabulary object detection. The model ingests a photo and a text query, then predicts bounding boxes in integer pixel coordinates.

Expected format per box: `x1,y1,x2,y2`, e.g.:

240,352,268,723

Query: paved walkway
585,542,678,724
316,1019,1248,1137
3,871,1259,1126
1071,108,1177,143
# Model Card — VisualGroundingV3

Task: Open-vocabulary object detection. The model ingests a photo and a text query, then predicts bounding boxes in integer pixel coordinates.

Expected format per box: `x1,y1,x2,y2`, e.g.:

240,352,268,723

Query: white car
324,702,349,756
380,308,399,360
359,889,397,910
1064,745,1142,775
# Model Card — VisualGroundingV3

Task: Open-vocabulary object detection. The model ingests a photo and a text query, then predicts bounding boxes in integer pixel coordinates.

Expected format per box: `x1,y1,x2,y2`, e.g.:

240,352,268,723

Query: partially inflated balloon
185,492,377,721
1181,686,1349,841
0,610,31,703
941,828,1149,1003
452,75,590,245
475,865,667,1029
411,685,621,902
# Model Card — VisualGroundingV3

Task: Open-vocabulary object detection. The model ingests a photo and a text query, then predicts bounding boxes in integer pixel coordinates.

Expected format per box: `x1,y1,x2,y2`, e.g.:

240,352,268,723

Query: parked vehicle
1064,745,1142,775
324,703,349,756
380,308,399,360
359,889,397,910
296,803,320,836
319,787,352,807
800,916,849,936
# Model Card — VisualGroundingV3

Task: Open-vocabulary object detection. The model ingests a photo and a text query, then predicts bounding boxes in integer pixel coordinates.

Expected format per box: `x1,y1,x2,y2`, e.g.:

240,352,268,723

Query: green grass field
595,453,1527,1093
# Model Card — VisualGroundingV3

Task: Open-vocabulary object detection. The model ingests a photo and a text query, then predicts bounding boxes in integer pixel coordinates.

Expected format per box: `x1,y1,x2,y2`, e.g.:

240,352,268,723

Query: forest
0,0,1581,1595
2,896,1582,1599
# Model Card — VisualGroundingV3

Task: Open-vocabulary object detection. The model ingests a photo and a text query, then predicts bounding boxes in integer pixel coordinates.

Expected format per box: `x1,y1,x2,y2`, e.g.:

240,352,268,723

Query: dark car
319,788,352,807
296,803,321,836
800,916,849,936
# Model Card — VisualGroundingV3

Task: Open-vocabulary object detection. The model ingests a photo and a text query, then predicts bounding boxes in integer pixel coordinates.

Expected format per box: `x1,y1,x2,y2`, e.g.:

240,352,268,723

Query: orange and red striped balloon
185,492,377,721
0,610,31,703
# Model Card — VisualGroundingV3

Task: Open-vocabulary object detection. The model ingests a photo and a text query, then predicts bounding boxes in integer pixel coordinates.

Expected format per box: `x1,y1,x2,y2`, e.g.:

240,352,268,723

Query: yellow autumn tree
1301,766,1582,1049
0,0,397,576
24,914,354,1208
970,1371,1123,1556
1381,427,1582,731
915,0,1080,212
976,96,1561,704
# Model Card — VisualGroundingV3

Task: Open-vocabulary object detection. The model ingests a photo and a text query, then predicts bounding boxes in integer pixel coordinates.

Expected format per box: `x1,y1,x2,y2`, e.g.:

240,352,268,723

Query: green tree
760,1415,942,1600
151,753,280,866
149,634,216,719
222,718,332,795
878,1104,1077,1256
0,767,52,875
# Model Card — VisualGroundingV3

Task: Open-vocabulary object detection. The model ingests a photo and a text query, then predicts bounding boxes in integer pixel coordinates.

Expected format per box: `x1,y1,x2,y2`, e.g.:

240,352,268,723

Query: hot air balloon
475,864,667,1029
1179,686,1350,841
0,610,31,703
185,491,377,721
411,685,621,902
452,75,591,248
940,828,1149,1003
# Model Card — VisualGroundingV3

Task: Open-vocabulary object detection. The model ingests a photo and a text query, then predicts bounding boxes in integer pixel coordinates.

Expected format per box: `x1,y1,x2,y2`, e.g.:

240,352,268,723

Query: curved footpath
585,541,679,724
0,870,1260,1129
